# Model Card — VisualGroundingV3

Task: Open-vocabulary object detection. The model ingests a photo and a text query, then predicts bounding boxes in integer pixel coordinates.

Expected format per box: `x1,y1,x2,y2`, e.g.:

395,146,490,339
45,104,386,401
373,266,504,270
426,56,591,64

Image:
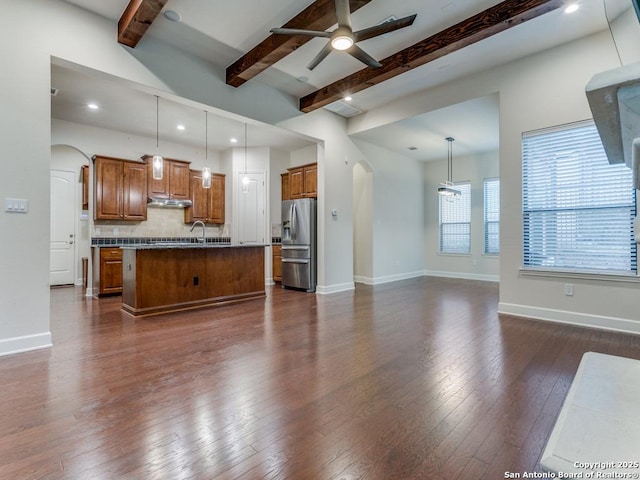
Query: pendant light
152,95,163,180
241,123,250,194
438,136,461,199
202,110,211,189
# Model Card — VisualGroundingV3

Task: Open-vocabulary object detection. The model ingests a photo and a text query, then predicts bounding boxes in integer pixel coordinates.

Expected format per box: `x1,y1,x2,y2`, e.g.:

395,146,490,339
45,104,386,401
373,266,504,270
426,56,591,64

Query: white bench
541,352,640,476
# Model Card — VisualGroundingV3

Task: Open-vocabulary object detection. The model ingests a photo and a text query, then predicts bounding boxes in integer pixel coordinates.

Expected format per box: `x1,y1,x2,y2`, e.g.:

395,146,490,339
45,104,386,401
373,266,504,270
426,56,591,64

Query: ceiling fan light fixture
331,35,354,51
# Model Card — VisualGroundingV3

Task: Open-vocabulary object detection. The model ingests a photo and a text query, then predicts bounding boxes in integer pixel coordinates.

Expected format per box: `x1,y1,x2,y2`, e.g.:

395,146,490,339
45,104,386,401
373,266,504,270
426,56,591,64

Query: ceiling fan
270,0,417,71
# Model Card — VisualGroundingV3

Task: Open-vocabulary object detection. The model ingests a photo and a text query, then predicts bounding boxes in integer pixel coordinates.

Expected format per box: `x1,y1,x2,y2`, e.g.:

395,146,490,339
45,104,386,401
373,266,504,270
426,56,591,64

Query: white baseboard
85,287,96,297
498,302,640,335
354,270,425,286
316,282,355,295
265,278,275,286
0,332,52,357
424,270,499,282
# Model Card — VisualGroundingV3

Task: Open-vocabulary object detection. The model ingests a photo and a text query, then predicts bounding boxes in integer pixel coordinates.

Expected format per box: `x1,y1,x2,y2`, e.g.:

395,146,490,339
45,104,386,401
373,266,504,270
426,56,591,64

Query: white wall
269,148,289,228
352,139,425,284
424,151,500,281
349,30,640,333
353,162,373,282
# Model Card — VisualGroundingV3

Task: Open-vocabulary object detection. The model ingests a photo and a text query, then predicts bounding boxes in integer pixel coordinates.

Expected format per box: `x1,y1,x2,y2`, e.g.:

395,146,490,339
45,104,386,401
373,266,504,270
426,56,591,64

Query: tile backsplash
93,207,227,238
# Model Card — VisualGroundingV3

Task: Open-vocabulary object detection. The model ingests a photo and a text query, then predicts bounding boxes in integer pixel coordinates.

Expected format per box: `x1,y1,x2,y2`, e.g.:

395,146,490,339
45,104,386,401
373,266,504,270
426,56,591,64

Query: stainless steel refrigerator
281,198,316,292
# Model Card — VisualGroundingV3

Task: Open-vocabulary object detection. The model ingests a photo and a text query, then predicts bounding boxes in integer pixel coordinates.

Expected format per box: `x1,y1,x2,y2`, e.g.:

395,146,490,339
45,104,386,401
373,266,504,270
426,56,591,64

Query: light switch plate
5,198,28,213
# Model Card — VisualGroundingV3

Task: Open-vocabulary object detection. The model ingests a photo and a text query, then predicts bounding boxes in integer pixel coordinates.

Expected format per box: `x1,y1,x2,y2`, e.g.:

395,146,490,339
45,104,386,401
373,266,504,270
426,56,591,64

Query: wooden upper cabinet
185,170,225,224
281,173,290,201
303,163,317,198
283,162,317,200
94,157,123,220
123,162,147,220
81,165,89,210
168,161,190,200
289,167,304,199
94,155,147,221
142,156,191,200
209,174,225,224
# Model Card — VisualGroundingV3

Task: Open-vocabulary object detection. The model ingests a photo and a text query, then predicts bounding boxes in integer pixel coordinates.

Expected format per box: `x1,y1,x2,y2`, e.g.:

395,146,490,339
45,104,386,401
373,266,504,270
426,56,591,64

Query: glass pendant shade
152,154,163,180
202,167,212,189
241,175,250,194
202,111,211,188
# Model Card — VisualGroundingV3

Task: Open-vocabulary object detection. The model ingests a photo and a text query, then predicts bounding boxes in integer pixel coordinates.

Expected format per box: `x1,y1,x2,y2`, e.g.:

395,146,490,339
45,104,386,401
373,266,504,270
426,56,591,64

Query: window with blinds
484,178,500,255
522,120,636,274
439,182,471,254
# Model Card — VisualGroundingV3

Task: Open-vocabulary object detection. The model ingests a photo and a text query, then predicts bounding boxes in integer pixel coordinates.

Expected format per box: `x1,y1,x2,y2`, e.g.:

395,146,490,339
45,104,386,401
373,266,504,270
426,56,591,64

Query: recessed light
163,10,181,22
177,124,185,131
344,95,353,102
565,3,579,13
87,103,99,110
408,146,418,151
230,138,238,144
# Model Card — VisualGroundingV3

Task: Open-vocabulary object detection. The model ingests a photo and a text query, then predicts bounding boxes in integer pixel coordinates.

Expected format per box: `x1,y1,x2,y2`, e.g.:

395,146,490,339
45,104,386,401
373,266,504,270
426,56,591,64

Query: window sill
519,268,640,284
437,252,471,257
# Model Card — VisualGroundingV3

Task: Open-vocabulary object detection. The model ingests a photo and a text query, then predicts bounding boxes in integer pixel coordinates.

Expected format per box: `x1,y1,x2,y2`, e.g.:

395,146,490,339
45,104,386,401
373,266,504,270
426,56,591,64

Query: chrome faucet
190,220,206,244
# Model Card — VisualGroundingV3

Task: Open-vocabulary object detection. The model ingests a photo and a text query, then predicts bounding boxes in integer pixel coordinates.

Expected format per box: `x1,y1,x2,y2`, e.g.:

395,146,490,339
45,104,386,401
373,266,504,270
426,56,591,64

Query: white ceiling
51,63,316,152
57,0,632,160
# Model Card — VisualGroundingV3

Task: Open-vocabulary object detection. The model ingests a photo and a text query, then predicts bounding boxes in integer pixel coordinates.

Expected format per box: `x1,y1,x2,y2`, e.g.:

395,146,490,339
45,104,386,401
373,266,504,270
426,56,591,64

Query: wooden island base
121,245,265,317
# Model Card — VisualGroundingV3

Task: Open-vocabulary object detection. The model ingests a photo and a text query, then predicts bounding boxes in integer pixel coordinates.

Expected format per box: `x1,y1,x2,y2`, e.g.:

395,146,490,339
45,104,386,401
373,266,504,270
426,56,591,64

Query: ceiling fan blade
270,27,332,38
307,42,334,70
335,0,352,28
347,44,382,69
353,14,417,43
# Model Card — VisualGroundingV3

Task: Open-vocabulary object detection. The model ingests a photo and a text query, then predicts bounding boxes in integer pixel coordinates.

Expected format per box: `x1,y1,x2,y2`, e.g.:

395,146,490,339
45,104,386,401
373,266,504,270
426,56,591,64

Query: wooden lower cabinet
93,247,123,296
121,246,265,317
272,245,282,282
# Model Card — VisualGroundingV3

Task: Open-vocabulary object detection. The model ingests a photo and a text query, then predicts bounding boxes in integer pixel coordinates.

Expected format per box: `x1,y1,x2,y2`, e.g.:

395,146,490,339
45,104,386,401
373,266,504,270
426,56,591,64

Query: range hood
586,61,640,188
147,197,193,208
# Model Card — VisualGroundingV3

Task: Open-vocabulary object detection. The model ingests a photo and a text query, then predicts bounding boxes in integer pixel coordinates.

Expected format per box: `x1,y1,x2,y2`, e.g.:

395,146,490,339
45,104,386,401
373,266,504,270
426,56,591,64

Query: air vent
324,100,363,118
50,87,59,96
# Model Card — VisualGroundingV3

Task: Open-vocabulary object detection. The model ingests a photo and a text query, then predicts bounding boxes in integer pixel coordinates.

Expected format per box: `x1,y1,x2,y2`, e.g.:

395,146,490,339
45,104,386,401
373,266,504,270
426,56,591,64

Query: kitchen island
121,244,265,317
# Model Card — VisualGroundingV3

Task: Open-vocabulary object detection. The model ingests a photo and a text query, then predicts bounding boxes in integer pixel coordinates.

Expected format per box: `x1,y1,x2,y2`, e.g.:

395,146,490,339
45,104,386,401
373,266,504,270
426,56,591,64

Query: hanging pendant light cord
155,95,159,150
205,110,208,162
244,123,248,175
446,136,454,183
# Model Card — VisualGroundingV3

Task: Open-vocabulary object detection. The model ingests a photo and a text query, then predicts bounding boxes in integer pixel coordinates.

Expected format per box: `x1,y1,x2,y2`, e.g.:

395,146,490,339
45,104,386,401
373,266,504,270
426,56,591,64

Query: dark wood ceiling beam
300,0,564,113
226,0,373,88
118,0,168,48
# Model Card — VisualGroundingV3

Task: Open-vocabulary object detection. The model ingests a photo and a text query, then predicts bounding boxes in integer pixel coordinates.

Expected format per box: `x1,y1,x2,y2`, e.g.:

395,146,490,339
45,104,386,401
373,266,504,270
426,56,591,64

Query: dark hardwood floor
1,278,639,479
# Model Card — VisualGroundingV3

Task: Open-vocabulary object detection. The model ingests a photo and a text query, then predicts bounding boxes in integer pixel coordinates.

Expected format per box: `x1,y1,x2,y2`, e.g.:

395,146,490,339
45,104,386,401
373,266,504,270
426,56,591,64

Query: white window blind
522,120,636,273
484,178,500,255
439,182,471,254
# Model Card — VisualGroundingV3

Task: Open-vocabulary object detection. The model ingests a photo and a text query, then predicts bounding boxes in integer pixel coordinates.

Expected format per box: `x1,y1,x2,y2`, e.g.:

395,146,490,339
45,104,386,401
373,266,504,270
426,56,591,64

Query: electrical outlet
564,284,574,296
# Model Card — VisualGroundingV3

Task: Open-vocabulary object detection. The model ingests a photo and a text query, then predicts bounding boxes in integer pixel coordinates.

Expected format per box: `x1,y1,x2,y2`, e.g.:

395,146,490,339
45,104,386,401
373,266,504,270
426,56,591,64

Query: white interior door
237,172,265,245
50,169,76,285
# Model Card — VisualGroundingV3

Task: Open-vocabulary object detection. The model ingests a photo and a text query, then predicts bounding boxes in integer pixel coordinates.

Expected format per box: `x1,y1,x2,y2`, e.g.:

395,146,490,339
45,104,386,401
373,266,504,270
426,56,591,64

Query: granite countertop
121,243,267,250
